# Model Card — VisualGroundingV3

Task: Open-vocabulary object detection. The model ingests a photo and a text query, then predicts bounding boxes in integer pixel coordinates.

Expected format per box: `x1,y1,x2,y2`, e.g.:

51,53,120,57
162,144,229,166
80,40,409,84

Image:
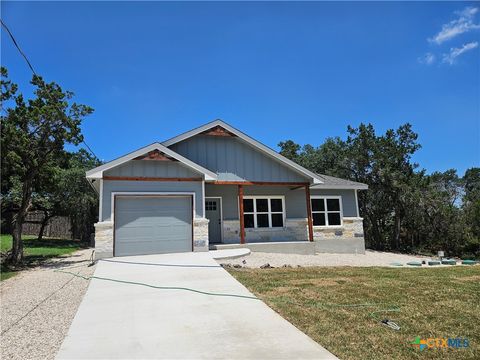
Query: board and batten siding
205,184,359,220
102,180,203,221
104,160,201,178
169,135,309,182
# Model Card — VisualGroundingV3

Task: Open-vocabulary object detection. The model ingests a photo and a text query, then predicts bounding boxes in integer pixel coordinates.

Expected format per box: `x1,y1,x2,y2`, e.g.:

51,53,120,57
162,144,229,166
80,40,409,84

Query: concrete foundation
211,241,315,255
314,238,366,254
313,217,365,254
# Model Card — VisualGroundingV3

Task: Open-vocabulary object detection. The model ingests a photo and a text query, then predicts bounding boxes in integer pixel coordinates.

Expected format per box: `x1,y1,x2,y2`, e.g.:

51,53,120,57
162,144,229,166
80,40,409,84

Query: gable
85,142,217,180
163,120,322,184
169,134,310,183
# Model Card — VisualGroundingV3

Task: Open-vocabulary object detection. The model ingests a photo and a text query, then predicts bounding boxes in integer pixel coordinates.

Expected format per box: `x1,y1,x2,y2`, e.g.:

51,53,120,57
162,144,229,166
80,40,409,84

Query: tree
58,150,101,242
1,67,93,263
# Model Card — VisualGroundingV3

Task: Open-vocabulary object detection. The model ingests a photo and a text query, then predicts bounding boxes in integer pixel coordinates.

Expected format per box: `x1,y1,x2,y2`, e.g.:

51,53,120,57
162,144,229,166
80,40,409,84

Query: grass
0,234,83,281
228,266,480,360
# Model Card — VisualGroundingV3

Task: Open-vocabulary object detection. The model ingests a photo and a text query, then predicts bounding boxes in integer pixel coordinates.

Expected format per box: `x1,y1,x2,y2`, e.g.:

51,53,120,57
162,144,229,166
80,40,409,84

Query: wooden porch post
305,184,314,242
238,185,245,244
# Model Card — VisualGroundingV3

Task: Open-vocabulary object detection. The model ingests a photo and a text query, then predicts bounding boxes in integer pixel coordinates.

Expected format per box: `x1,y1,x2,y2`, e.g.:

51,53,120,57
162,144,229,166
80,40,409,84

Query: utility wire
1,19,99,160
1,19,37,75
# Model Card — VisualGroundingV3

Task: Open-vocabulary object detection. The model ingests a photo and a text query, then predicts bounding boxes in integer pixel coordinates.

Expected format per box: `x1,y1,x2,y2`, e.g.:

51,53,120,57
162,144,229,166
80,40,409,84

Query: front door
205,198,222,244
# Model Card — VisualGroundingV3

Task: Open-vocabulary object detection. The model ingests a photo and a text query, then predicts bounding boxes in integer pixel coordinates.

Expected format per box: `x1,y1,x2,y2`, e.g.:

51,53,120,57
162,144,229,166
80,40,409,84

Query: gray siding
170,135,308,182
205,185,359,220
310,189,358,217
104,160,200,178
102,180,203,221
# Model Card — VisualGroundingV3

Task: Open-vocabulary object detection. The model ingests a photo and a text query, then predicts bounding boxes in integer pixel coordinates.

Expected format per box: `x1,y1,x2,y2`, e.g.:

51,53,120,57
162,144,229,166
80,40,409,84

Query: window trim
242,195,286,229
310,195,343,228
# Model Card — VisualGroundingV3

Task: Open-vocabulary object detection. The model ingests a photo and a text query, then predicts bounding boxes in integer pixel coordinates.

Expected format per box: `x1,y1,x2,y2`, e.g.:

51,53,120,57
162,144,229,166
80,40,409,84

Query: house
86,120,368,259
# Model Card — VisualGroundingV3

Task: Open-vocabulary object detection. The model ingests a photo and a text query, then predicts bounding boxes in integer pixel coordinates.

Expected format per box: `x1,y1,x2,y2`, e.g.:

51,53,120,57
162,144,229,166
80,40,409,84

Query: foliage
1,67,94,263
279,123,479,257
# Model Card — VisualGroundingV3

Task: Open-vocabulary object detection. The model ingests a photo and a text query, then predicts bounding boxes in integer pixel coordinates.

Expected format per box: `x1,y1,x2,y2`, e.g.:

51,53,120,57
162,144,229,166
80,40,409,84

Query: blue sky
2,1,479,175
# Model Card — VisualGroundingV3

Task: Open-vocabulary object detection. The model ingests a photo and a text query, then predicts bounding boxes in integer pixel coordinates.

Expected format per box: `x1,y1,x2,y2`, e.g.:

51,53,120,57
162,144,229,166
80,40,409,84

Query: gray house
86,120,367,259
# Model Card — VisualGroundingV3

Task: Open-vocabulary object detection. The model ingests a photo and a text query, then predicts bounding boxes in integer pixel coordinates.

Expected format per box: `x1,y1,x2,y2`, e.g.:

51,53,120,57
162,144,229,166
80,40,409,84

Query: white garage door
114,196,192,257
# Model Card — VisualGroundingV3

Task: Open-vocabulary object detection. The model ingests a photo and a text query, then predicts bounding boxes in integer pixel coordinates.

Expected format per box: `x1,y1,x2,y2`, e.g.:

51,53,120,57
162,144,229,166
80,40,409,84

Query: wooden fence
22,211,72,239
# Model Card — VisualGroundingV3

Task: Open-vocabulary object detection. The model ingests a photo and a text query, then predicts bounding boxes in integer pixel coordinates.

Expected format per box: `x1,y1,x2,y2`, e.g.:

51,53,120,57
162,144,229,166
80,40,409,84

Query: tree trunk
392,209,401,251
38,211,50,241
9,179,33,265
11,219,24,264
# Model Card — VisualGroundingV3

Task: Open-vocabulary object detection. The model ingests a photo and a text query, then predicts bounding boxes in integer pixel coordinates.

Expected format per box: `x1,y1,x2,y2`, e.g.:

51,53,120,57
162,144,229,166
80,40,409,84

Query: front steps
209,241,315,255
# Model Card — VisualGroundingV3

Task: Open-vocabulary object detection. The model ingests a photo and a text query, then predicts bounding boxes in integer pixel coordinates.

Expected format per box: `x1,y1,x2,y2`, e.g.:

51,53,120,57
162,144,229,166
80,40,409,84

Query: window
243,197,284,228
311,197,342,227
205,200,217,211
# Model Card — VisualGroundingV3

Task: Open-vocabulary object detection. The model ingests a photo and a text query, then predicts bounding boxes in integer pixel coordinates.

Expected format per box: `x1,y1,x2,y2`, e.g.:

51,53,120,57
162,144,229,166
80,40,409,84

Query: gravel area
218,250,433,268
1,248,97,360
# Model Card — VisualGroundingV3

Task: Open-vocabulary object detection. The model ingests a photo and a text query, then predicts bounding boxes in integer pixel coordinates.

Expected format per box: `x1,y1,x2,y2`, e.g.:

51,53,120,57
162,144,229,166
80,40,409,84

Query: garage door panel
114,196,192,257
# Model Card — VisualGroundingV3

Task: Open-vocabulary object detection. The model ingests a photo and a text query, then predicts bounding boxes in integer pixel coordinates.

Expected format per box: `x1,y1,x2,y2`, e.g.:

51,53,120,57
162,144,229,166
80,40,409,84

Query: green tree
59,150,101,242
463,168,480,237
1,67,93,263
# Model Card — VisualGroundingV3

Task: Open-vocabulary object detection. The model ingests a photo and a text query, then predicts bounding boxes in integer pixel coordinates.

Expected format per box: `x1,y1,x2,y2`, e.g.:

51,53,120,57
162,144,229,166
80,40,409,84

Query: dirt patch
456,275,480,282
290,278,353,286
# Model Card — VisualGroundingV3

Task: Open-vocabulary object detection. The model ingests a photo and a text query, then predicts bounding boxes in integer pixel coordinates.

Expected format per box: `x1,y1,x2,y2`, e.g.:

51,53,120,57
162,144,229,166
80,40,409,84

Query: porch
204,182,366,255
204,181,314,246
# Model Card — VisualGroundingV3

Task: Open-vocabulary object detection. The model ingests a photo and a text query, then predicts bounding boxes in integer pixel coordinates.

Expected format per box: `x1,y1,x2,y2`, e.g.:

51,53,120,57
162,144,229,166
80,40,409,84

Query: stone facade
94,217,210,259
222,218,308,244
94,221,114,259
313,217,365,254
222,217,365,254
193,217,209,252
312,217,364,240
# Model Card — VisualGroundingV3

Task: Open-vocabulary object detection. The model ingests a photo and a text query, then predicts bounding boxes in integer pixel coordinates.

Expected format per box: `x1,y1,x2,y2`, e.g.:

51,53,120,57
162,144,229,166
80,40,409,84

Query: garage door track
57,252,336,359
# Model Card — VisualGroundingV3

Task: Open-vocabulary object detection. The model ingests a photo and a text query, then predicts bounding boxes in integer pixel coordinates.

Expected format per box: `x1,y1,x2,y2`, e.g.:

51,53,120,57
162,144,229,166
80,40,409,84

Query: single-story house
86,120,368,259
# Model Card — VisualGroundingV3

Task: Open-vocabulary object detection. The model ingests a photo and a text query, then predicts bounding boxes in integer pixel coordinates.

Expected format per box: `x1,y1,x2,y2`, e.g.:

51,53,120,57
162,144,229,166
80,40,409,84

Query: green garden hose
54,268,260,300
56,264,401,330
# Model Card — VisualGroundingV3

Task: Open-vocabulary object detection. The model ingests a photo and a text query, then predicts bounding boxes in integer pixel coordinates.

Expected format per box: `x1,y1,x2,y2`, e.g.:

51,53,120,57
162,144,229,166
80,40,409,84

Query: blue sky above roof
1,1,479,175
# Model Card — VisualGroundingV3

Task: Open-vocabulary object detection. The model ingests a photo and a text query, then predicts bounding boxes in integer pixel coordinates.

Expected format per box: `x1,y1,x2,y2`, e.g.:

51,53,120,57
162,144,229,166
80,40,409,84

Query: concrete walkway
57,252,336,359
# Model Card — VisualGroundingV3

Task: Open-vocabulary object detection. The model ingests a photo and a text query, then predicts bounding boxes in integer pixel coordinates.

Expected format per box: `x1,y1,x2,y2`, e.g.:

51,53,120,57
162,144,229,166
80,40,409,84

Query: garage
114,195,193,257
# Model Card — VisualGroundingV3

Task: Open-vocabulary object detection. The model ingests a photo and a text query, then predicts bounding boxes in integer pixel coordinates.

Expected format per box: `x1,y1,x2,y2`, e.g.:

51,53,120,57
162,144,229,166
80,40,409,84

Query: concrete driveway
57,252,336,359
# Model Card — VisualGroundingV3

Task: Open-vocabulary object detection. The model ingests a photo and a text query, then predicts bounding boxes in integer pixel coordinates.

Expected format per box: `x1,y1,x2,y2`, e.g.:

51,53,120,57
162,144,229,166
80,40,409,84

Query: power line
1,19,99,161
1,19,37,75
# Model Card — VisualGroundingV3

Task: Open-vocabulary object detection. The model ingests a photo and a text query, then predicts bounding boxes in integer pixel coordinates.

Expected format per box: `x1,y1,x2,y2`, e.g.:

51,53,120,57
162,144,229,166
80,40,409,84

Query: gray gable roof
311,174,368,190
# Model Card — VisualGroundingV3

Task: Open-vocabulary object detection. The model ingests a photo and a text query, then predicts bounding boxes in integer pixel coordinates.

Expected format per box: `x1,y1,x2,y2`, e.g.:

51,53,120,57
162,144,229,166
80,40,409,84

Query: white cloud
442,41,478,64
429,6,480,44
418,52,436,65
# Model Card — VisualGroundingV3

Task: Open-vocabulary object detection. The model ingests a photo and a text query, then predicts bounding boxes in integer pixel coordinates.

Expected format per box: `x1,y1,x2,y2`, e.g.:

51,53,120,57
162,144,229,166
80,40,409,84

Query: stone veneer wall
193,218,209,252
222,217,365,254
312,217,364,240
313,217,365,254
94,217,210,259
222,218,308,244
94,221,114,259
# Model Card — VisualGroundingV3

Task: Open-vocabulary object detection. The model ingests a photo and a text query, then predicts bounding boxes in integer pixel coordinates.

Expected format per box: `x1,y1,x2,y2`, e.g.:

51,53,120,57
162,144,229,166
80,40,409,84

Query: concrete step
209,241,315,255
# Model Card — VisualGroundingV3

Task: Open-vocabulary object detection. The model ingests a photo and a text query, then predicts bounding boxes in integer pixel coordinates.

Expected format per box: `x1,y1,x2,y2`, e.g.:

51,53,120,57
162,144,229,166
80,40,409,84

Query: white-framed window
311,196,343,227
242,196,285,228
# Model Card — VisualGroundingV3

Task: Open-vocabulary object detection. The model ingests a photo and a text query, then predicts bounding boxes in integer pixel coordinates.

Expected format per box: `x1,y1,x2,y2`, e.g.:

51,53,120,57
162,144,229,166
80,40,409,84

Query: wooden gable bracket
133,149,178,161
200,125,237,137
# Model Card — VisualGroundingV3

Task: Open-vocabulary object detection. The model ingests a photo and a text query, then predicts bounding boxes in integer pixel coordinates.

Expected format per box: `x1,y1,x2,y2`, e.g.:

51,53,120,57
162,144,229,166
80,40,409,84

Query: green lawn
228,266,480,360
1,234,83,280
